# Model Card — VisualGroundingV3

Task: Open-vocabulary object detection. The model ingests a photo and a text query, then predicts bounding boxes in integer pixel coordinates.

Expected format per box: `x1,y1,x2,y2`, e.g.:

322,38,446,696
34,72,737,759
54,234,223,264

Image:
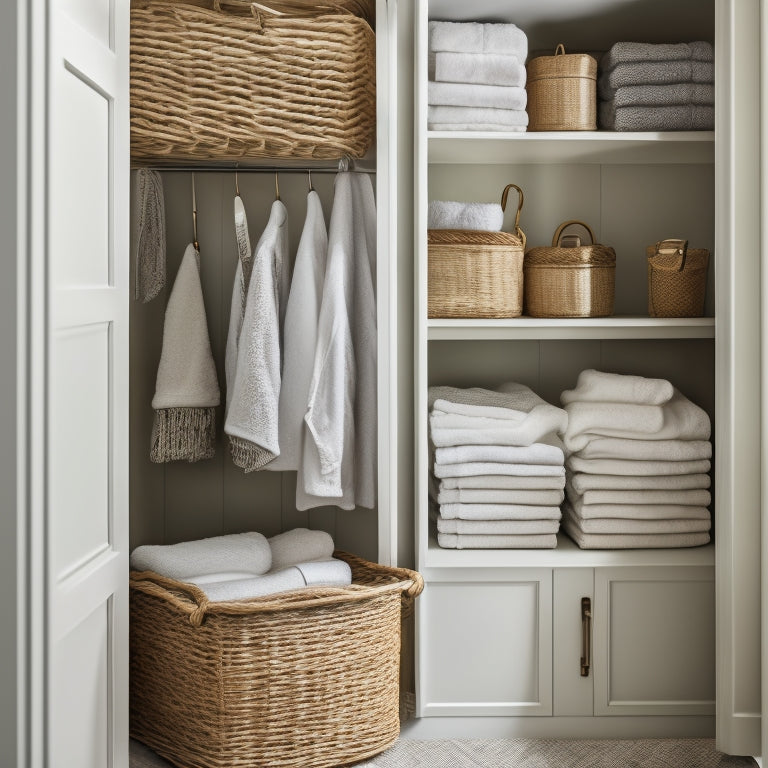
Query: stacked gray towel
598,41,714,131
428,383,568,549
560,370,712,549
428,21,529,132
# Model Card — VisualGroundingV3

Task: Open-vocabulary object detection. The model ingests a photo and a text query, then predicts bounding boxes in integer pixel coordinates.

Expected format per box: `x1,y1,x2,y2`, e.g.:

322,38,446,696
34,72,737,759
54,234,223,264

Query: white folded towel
438,474,568,491
268,528,335,572
437,487,564,506
198,559,352,602
429,123,528,133
568,472,711,493
563,503,710,535
433,52,527,87
428,82,527,110
438,532,557,549
435,441,564,466
567,484,711,507
434,461,566,479
429,21,528,58
567,455,711,476
575,437,712,462
428,200,504,231
568,495,711,521
435,516,560,535
439,502,562,521
562,515,710,550
130,532,271,580
560,369,674,406
428,105,529,128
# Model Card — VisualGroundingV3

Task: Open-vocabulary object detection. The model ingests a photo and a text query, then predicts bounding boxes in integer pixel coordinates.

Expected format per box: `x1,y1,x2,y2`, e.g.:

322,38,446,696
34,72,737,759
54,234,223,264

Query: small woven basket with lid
647,238,709,317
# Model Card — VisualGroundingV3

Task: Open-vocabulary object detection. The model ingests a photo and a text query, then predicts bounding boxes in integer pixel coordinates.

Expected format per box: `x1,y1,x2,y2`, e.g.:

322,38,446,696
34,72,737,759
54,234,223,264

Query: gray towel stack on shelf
427,20,529,132
560,370,713,549
598,41,715,131
428,383,568,549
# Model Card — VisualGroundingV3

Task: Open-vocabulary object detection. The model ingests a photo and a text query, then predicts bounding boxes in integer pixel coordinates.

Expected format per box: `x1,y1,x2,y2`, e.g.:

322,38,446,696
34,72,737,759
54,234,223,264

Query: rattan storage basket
129,550,423,768
524,220,615,317
130,0,376,162
428,184,526,319
647,239,709,317
527,44,597,131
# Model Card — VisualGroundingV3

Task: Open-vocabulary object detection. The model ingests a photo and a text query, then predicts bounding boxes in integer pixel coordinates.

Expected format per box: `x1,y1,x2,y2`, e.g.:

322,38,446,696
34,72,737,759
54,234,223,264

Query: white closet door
46,1,130,766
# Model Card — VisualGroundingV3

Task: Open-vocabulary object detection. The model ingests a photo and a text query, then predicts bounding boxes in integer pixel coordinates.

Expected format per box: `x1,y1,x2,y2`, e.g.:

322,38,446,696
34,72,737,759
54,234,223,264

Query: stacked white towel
428,21,529,132
428,383,568,549
560,370,712,549
598,41,714,131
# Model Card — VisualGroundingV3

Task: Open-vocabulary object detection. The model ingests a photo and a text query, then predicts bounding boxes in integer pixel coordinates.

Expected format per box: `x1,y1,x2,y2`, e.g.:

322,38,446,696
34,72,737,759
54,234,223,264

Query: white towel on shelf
130,532,272,580
435,516,560,536
438,474,568,491
434,461,566,479
567,455,711,476
268,528,335,572
429,122,528,133
567,484,711,507
437,487,565,506
429,21,528,59
439,502,563,521
268,191,328,473
427,200,504,231
224,200,288,470
428,105,529,129
568,471,711,493
575,436,712,462
568,495,711,521
437,532,557,549
560,369,674,406
435,441,564,466
432,52,527,87
563,505,711,535
562,515,710,550
428,81,527,110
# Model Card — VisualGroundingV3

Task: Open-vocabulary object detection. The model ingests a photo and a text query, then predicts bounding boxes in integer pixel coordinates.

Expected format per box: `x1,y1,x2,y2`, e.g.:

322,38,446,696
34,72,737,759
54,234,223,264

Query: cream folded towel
563,502,710,535
437,487,564,506
575,437,712,462
562,515,710,550
435,515,560,535
439,502,562,521
568,495,711,520
268,528,335,572
438,474,568,491
435,441,564,466
428,82,527,110
432,52,527,87
429,21,528,58
569,471,711,493
428,200,504,231
438,532,557,549
567,484,711,507
434,461,566,479
428,105,529,128
560,369,674,406
567,455,711,476
130,532,271,580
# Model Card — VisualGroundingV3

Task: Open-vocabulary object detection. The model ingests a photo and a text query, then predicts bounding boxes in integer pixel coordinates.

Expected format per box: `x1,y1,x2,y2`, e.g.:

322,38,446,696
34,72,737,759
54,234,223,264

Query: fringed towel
150,243,220,462
134,168,166,303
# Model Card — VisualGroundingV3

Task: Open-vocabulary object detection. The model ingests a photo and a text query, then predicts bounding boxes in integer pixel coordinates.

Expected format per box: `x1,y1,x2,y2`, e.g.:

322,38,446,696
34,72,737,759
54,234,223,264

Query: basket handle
500,183,526,248
555,43,566,55
552,220,595,247
653,238,689,271
212,0,354,17
131,570,212,627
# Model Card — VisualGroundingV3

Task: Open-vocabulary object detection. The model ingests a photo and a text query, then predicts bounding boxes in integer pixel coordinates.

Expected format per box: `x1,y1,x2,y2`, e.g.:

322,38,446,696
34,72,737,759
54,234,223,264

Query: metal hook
192,173,199,251
308,169,314,192
274,171,280,201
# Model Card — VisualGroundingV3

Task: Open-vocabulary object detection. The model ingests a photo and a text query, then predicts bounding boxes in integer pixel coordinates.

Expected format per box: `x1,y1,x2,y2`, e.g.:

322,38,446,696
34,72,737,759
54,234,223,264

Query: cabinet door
419,570,552,716
593,566,715,717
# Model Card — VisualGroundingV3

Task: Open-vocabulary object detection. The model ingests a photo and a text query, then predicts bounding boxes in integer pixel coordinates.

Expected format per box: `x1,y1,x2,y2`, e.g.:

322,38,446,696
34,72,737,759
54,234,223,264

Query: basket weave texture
527,44,597,131
130,550,423,768
130,0,377,162
647,240,709,317
524,220,615,317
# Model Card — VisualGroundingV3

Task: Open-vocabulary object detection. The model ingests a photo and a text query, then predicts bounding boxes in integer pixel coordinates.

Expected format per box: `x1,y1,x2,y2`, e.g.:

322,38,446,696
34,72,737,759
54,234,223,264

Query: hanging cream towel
225,200,288,471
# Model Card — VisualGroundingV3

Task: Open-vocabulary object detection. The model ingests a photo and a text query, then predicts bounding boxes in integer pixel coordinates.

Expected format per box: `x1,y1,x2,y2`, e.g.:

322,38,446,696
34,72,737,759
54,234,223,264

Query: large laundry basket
129,551,423,768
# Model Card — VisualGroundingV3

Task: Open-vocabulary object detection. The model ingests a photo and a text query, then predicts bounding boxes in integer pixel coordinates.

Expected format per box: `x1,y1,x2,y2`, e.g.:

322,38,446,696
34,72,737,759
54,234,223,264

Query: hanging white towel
302,172,377,509
225,200,288,471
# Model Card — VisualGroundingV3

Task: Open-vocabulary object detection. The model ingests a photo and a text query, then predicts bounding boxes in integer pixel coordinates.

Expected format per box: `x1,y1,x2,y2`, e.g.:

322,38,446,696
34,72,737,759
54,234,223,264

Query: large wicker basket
524,220,615,317
130,0,376,162
130,550,423,768
647,239,709,317
428,184,526,319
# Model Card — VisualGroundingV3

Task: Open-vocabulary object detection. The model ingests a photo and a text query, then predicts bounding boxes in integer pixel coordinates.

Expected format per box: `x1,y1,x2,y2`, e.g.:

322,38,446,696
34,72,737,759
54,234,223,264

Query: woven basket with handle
428,183,526,319
524,220,615,317
130,0,376,162
129,550,423,768
647,238,709,317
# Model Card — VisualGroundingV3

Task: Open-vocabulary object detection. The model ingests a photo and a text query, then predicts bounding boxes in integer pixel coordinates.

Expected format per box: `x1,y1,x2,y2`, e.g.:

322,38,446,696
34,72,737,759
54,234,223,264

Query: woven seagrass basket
647,239,709,317
129,550,423,768
524,220,615,317
527,44,597,131
130,0,376,162
428,184,526,319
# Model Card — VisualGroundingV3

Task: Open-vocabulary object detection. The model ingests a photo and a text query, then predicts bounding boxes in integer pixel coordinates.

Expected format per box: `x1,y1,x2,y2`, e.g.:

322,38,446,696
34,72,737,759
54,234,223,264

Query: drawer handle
581,597,592,677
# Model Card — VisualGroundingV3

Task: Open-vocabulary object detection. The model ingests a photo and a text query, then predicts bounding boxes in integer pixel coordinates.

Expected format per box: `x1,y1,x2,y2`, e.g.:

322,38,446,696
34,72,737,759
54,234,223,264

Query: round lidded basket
524,220,616,317
428,183,526,319
527,44,597,131
647,238,709,317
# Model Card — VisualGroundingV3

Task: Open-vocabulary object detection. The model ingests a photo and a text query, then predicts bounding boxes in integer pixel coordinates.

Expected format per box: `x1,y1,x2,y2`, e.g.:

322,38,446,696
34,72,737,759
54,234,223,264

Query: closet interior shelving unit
411,0,760,746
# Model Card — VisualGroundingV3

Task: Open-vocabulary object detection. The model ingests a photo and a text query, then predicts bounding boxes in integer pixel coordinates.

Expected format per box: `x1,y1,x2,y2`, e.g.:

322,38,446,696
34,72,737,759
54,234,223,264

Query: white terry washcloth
569,472,711,493
434,461,566,479
428,200,504,231
567,455,711,476
302,172,377,510
562,515,710,550
198,559,352,602
567,485,711,507
575,437,712,462
429,21,528,58
437,488,564,506
563,503,710,535
268,191,328,474
268,528,335,572
428,105,529,129
435,440,564,466
438,532,557,549
438,474,568,491
560,369,674,406
130,532,271,580
225,200,288,470
600,41,714,71
433,52,527,87
428,82,527,110
439,502,562,521
568,495,711,521
435,516,560,536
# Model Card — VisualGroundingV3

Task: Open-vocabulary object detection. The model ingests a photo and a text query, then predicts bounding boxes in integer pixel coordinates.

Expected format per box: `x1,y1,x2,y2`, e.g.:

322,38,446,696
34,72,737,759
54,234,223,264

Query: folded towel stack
598,41,714,131
428,382,568,549
428,21,529,132
560,370,712,549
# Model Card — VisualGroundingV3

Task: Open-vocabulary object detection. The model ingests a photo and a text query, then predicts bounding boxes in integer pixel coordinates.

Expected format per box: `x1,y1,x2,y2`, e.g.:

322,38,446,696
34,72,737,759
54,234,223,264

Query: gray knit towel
600,41,714,72
607,82,714,108
598,60,714,100
599,102,714,131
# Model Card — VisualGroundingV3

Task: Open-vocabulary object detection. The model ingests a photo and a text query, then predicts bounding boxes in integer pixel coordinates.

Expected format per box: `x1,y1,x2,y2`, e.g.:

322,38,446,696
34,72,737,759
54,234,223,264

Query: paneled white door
46,1,130,766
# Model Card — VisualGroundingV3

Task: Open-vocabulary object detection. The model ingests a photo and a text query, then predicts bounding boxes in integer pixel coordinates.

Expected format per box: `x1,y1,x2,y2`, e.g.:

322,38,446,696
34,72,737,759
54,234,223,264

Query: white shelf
427,131,715,165
427,316,716,340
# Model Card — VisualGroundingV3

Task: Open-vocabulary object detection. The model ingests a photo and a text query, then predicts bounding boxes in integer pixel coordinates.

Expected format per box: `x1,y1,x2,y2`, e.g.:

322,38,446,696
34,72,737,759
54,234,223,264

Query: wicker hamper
524,220,615,317
130,0,376,162
130,551,423,768
428,184,526,319
647,238,709,317
527,44,597,131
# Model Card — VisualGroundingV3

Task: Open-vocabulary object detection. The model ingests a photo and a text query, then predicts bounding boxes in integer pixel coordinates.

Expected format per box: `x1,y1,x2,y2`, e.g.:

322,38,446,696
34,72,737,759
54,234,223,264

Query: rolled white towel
567,455,711,476
428,200,504,231
130,532,271,580
429,21,528,59
428,105,529,129
575,437,712,462
428,81,527,110
568,472,711,493
434,441,564,466
268,528,335,571
560,369,674,406
433,52,527,87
